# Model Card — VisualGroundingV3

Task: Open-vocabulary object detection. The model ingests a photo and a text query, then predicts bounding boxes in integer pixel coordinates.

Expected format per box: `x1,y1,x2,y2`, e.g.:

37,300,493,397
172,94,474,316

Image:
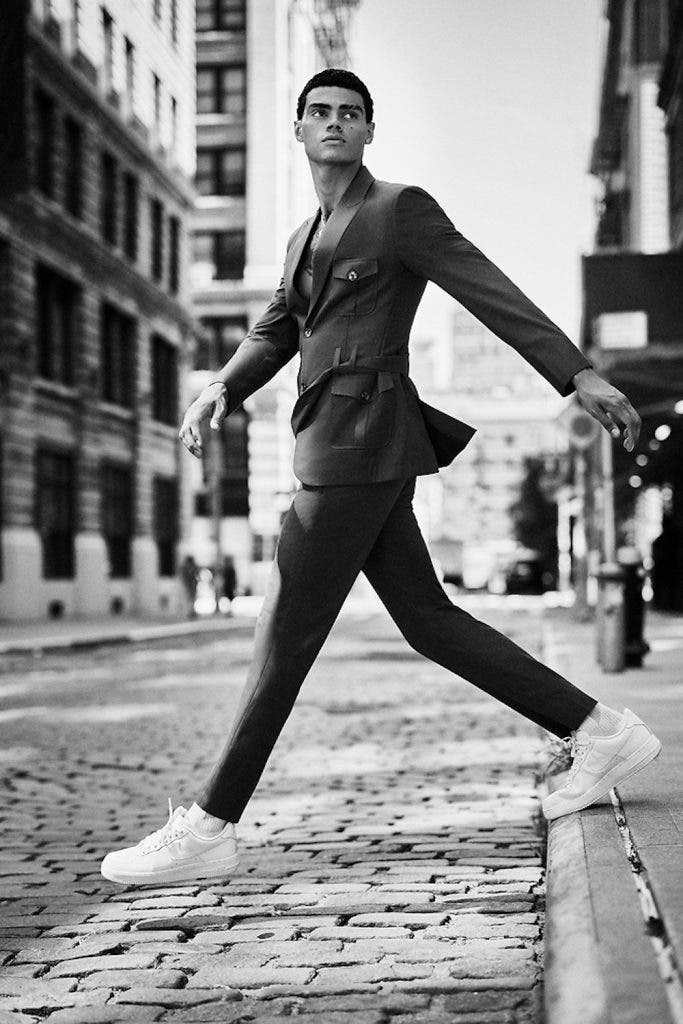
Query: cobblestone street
1,599,553,1023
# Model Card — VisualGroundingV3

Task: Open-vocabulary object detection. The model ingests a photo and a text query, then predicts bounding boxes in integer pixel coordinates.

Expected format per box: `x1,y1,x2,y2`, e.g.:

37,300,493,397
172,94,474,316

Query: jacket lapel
307,164,375,321
284,215,316,308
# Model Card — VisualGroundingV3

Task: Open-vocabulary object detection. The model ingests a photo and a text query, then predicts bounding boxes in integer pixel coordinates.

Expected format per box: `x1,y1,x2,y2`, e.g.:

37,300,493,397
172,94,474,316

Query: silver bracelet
206,381,227,393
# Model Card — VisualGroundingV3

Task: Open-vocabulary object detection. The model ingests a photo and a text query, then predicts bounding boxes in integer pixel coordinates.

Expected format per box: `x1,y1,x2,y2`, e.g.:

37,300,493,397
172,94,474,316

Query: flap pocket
332,258,378,282
330,371,376,400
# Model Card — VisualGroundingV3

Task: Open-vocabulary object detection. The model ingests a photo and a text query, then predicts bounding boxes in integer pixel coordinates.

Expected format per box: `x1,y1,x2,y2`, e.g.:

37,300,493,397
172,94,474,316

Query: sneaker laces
139,798,188,854
565,734,591,784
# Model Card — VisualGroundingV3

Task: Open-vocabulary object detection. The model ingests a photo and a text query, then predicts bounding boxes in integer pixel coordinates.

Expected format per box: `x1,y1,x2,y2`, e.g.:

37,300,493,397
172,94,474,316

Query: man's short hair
296,68,374,122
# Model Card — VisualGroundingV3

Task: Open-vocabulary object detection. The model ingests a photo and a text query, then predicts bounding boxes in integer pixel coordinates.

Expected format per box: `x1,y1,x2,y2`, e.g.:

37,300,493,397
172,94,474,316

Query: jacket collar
307,164,375,319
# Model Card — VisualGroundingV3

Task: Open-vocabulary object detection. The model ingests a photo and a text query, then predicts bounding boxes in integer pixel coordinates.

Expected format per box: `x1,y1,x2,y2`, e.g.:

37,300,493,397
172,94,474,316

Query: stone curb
542,805,609,1024
0,616,253,657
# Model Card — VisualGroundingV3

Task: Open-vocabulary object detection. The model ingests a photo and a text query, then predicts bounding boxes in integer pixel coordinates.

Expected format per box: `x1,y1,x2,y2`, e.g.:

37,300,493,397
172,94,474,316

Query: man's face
294,86,374,165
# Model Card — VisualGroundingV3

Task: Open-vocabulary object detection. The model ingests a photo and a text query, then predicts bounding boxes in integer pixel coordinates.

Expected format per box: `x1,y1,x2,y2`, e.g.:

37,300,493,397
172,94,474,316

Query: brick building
0,0,197,621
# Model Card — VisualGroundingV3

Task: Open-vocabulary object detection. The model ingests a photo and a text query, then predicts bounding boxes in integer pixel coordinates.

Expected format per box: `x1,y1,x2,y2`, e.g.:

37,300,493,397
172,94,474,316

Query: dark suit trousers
197,476,597,822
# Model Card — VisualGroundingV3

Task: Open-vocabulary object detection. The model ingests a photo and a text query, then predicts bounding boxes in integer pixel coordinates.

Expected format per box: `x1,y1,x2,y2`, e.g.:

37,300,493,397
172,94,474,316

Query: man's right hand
178,383,228,459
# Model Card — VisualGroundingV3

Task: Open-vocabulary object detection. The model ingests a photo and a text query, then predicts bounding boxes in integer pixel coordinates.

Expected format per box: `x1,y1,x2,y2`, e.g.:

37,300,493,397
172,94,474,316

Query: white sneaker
541,708,661,821
101,799,240,885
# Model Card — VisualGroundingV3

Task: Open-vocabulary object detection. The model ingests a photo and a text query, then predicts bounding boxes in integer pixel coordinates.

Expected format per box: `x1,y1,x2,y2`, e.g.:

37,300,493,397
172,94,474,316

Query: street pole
596,423,625,669
210,429,223,614
601,425,616,562
573,451,591,621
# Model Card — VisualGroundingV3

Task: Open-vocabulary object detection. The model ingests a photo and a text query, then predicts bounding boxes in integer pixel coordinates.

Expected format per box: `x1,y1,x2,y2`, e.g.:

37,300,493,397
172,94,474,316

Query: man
101,69,661,885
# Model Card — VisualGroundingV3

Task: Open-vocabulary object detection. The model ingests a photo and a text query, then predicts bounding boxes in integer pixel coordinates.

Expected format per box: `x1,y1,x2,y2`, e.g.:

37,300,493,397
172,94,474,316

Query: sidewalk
539,603,683,1024
0,597,266,656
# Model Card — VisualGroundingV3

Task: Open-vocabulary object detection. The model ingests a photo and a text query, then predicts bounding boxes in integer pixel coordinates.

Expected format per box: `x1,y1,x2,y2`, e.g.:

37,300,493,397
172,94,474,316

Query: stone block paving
0,603,554,1022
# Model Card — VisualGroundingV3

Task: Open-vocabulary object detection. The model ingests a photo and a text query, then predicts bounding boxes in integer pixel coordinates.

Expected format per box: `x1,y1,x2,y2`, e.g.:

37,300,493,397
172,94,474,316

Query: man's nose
326,116,342,131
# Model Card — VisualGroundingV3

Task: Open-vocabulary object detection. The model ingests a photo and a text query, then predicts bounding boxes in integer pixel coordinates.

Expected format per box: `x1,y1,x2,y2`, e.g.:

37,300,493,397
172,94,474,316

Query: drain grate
611,788,683,1023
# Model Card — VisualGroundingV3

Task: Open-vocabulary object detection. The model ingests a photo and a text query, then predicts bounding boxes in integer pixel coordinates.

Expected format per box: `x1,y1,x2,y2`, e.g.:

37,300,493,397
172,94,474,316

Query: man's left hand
572,368,640,453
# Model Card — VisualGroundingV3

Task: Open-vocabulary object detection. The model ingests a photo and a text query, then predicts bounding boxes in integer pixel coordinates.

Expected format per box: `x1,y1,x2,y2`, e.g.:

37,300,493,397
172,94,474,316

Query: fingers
178,420,203,458
595,396,640,453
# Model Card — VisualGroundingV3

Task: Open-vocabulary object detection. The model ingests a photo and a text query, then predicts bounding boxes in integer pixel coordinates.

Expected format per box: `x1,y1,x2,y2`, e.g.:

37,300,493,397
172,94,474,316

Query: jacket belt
330,346,409,377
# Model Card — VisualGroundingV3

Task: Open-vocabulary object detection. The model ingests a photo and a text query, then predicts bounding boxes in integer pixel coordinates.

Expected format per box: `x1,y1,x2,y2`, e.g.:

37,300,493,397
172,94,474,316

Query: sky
349,0,606,345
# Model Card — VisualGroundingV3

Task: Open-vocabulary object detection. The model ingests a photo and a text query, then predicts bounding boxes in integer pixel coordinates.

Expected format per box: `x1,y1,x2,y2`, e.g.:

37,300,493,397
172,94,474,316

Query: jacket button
301,382,307,391
360,391,370,401
304,328,312,338
348,269,358,281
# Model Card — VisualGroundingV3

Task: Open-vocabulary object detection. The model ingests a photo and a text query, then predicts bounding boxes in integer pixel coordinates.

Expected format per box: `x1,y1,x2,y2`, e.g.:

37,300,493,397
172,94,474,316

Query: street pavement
0,596,554,1023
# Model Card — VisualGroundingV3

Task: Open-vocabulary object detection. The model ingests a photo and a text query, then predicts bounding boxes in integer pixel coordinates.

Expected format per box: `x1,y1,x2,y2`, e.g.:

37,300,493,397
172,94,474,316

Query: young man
101,69,661,885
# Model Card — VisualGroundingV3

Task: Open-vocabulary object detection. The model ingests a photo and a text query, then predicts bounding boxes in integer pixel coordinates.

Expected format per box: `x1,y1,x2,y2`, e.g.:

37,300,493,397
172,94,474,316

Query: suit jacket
220,164,594,485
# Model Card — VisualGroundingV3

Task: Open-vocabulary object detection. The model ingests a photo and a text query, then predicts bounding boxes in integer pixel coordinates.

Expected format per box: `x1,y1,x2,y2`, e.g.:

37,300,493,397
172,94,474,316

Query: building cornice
27,16,196,208
0,196,198,336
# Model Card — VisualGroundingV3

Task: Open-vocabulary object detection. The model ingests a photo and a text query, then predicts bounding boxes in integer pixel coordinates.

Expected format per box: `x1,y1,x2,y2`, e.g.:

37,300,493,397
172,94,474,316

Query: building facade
188,0,360,595
412,306,569,588
580,0,683,611
0,0,197,621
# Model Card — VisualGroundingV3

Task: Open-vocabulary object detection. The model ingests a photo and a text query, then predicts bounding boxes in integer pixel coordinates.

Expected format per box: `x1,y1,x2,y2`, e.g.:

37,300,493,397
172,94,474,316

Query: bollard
595,561,626,672
617,546,650,668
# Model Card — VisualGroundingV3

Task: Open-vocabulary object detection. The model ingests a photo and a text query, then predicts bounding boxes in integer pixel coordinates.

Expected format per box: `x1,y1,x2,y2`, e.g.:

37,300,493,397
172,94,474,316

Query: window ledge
34,378,78,400
99,401,135,420
150,419,179,437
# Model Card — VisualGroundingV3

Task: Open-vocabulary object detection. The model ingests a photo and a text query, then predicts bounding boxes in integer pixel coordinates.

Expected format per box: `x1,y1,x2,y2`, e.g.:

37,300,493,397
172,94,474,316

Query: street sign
564,407,599,450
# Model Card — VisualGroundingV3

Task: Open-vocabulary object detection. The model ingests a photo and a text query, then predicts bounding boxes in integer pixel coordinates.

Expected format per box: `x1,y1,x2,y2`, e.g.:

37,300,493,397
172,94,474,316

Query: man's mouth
322,137,344,143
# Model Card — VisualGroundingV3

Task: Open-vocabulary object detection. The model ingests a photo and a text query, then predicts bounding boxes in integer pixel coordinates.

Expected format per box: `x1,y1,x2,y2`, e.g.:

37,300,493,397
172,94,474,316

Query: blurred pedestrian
219,555,237,616
102,68,660,886
179,554,198,620
651,513,678,611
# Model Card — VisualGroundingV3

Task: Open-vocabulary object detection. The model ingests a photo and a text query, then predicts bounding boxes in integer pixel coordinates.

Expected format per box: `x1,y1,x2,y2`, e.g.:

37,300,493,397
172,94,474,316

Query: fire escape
303,0,362,67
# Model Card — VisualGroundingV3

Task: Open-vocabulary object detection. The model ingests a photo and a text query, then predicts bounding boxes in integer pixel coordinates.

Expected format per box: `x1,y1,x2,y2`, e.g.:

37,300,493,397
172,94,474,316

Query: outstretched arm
393,186,639,451
179,276,299,459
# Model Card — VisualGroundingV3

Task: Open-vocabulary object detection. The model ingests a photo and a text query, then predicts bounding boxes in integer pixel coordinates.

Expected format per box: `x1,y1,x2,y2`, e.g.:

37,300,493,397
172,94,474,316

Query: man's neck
309,159,362,219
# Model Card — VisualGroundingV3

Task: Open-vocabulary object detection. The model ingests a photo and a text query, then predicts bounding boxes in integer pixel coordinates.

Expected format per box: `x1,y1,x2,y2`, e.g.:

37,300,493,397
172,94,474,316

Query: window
125,37,135,108
153,73,161,137
150,197,164,281
196,65,246,115
101,463,133,577
102,8,114,94
221,411,249,516
196,316,246,369
36,448,75,579
153,476,178,577
196,0,246,31
123,172,138,260
170,0,178,43
633,0,666,63
64,116,83,218
34,88,55,198
151,334,178,424
196,146,245,195
194,231,245,280
36,265,79,385
169,215,180,295
101,304,135,407
100,151,118,244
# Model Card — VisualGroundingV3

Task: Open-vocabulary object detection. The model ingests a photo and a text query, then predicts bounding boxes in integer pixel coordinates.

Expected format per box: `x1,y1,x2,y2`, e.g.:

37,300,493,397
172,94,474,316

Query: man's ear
365,122,375,144
294,120,304,142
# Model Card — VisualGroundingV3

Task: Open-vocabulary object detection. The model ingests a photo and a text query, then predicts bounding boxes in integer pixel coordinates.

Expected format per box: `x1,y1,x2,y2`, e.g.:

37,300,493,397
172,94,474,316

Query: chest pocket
331,258,378,317
329,370,396,449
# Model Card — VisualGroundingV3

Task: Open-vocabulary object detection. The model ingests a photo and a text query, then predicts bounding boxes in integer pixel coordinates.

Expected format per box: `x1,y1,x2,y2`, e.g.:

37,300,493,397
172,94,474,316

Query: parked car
504,552,545,594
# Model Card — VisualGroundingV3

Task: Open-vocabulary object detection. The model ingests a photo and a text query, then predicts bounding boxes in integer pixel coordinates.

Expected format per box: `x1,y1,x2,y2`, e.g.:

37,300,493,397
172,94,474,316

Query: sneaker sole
543,732,662,821
101,850,240,885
